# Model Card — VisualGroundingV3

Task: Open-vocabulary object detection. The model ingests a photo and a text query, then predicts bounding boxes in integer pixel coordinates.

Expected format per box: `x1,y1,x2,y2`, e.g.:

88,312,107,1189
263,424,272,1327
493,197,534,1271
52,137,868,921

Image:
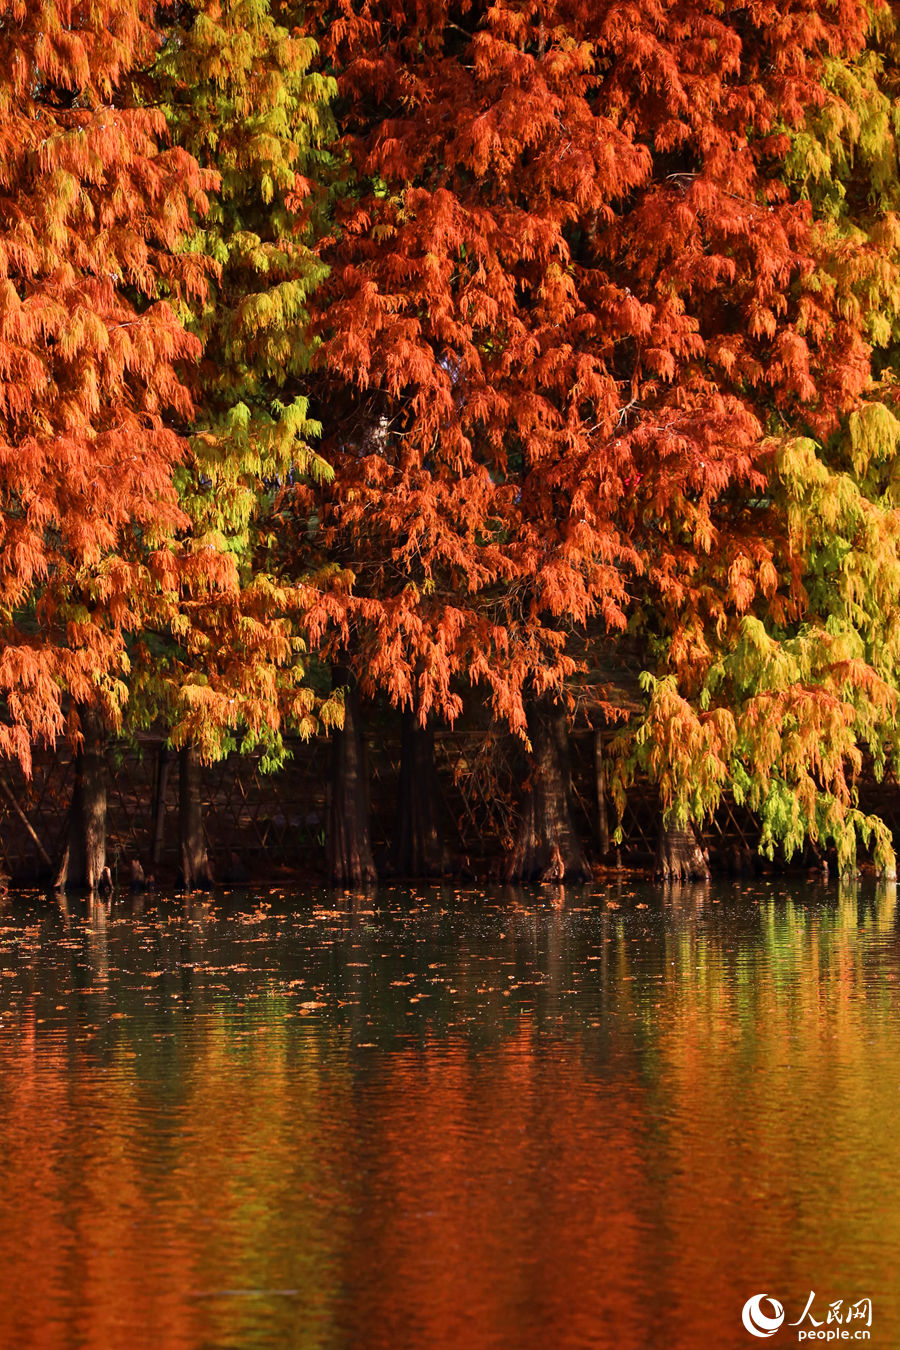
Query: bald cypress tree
293,0,900,880
128,2,342,878
0,0,220,887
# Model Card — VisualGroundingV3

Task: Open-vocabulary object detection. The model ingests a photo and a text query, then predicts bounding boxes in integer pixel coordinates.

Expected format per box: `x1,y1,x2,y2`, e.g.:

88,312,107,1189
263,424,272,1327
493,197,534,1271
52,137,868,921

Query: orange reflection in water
0,884,897,1350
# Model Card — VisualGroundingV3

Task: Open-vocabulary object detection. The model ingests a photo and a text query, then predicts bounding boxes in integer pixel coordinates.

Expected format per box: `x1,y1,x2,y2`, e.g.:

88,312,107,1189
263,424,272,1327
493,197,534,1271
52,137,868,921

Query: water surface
0,880,897,1349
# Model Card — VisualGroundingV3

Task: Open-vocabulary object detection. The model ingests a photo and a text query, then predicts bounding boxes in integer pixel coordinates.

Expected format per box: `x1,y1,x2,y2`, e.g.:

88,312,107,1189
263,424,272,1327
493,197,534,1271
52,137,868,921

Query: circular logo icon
742,1295,785,1338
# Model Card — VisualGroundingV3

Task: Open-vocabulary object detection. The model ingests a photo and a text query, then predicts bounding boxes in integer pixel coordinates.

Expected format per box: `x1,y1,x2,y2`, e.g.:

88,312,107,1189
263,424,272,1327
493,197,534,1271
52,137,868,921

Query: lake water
0,880,896,1349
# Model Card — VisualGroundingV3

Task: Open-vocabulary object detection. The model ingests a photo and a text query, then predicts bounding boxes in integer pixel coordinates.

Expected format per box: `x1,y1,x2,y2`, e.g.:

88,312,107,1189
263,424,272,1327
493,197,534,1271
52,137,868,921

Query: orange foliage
292,0,880,740
0,0,216,768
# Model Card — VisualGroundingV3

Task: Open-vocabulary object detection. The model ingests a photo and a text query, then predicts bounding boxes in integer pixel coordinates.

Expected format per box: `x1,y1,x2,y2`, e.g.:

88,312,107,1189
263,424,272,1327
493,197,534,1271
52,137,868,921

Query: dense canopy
4,0,900,886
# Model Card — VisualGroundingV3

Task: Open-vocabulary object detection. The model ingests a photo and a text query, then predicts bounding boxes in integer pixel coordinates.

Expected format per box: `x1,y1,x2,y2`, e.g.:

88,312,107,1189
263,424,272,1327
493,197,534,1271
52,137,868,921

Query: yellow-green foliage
609,5,900,875
156,0,336,546
785,10,900,348
127,1,342,762
617,408,900,876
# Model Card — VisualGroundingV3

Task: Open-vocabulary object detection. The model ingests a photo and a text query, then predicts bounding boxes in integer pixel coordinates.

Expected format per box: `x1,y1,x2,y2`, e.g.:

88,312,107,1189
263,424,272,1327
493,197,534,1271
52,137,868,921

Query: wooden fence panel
1,728,897,884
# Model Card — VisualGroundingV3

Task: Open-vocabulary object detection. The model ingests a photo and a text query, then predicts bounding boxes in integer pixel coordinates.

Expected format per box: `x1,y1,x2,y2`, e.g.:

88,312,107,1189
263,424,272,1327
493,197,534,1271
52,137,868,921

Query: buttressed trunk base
506,694,591,884
656,819,710,883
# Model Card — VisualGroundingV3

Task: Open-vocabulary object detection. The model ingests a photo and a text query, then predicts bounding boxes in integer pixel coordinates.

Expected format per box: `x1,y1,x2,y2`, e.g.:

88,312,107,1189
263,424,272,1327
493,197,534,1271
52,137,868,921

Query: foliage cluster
5,0,900,876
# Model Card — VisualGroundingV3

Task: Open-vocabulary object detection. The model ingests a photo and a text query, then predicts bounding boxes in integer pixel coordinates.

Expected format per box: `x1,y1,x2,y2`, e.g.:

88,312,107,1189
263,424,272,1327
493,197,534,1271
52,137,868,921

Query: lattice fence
0,737,333,884
1,727,898,883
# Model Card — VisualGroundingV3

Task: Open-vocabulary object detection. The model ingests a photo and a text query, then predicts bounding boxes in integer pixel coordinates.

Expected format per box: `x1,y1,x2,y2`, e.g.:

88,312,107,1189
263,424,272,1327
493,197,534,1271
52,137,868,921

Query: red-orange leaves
298,0,883,740
0,1,214,768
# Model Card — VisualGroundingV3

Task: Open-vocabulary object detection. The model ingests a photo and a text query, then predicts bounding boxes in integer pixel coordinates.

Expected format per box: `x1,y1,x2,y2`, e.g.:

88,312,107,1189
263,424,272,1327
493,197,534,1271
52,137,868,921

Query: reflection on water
0,880,897,1349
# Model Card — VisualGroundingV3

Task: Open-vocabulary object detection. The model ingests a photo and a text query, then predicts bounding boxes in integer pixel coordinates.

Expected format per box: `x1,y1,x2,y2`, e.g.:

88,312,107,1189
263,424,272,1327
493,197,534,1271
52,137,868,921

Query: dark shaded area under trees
1,686,892,894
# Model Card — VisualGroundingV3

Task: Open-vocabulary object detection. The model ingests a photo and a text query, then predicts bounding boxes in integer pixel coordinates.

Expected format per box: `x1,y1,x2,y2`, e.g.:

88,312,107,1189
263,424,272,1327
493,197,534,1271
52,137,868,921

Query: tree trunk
327,671,376,886
655,818,710,883
505,694,591,883
394,711,448,877
594,728,610,858
150,742,171,872
55,706,110,893
179,743,214,891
